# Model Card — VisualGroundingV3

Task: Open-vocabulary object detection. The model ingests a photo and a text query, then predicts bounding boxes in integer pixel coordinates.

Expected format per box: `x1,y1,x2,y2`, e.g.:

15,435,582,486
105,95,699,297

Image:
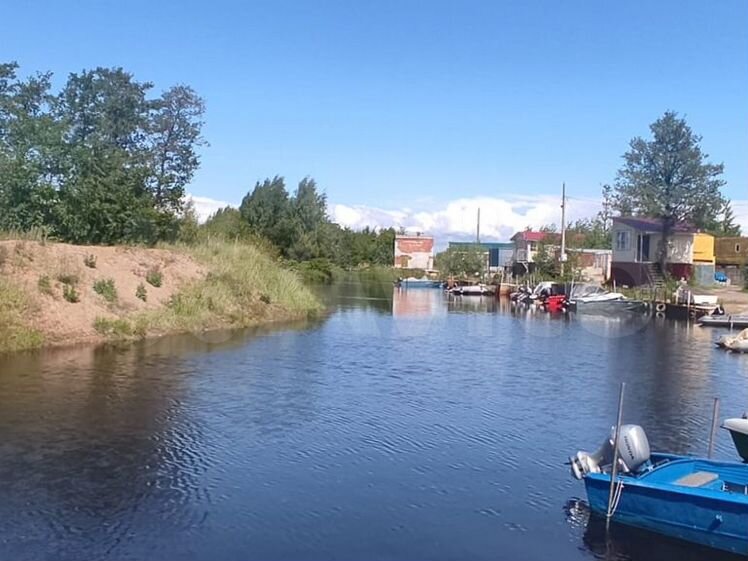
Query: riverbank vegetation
0,238,320,353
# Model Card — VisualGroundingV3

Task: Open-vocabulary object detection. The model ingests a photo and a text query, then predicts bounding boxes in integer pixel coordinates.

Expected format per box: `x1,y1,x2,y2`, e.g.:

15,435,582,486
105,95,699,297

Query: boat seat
675,471,719,488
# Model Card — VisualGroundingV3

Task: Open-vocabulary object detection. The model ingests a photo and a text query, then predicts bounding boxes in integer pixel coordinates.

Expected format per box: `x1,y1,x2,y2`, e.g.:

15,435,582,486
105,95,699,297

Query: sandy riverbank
0,239,321,353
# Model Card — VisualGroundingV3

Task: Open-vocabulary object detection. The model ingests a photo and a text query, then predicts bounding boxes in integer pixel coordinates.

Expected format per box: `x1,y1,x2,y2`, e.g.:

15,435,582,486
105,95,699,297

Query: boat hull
570,300,647,315
584,472,748,555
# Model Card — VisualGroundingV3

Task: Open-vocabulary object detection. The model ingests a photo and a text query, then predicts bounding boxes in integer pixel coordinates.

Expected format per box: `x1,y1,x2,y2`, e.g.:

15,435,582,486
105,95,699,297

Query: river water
2,281,748,561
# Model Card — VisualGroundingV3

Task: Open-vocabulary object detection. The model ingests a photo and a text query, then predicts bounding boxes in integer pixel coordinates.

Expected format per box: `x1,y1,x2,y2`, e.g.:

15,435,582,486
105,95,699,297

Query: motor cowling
570,424,651,480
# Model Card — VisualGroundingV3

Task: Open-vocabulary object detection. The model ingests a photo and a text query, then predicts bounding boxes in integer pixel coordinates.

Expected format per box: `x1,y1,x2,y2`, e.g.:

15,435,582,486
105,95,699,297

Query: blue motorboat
398,277,441,288
570,424,748,555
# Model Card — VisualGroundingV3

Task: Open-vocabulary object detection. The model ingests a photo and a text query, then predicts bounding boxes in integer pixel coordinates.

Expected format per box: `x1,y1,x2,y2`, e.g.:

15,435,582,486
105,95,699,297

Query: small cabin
610,217,714,287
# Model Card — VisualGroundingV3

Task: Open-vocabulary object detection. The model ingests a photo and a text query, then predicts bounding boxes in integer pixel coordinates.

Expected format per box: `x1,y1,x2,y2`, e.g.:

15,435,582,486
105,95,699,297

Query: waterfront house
510,230,559,275
394,233,435,270
610,217,715,287
715,236,748,285
447,241,514,274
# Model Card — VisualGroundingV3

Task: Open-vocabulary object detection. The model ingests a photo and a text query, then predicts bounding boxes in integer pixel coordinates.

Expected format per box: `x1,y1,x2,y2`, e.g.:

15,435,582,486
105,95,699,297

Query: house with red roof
510,230,560,275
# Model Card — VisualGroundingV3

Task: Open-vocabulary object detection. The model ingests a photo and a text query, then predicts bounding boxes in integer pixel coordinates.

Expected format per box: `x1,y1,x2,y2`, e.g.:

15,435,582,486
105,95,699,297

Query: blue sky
5,0,748,238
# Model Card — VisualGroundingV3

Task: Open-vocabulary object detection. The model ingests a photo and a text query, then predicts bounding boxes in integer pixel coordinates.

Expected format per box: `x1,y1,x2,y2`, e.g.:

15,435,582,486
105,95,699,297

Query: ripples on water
1,284,748,560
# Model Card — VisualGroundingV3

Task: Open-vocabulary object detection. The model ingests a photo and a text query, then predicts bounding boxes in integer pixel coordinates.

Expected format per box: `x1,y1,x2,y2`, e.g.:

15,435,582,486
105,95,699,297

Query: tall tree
292,177,327,233
711,201,742,237
613,111,726,267
148,85,206,218
239,176,295,252
55,67,156,242
0,63,62,231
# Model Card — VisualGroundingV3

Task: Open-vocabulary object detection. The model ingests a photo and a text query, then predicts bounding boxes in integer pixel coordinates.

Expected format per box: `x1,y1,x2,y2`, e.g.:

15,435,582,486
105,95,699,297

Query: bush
146,267,163,287
56,272,79,286
93,317,133,337
63,284,80,303
93,278,117,303
37,275,53,295
136,282,147,302
84,254,97,268
0,278,43,352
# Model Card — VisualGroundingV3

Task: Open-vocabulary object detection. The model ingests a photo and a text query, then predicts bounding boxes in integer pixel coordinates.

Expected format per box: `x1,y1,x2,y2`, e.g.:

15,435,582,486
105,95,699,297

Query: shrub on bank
93,278,117,303
0,279,43,352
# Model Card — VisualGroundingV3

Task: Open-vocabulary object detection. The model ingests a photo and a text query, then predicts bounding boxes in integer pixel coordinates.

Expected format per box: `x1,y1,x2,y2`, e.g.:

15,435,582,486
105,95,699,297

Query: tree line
0,61,205,243
202,176,396,268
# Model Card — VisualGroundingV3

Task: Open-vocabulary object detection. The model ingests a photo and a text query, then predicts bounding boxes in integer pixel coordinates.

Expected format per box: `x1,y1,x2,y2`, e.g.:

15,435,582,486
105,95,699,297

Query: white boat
450,283,494,296
567,284,645,314
717,328,748,352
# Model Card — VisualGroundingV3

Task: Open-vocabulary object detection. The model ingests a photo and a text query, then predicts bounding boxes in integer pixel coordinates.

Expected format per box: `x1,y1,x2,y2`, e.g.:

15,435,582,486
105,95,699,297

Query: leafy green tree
148,85,206,238
54,67,156,242
613,111,726,268
0,63,62,231
239,176,296,252
435,245,485,277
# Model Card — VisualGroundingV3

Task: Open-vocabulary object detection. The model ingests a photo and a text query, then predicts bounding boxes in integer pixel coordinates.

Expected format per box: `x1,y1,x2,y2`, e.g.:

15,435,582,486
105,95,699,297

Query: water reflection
1,281,748,560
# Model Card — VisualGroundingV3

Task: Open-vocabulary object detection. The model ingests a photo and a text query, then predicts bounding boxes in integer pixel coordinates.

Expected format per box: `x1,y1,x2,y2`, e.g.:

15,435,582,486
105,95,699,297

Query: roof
395,233,433,240
448,241,513,250
613,216,697,234
510,231,557,242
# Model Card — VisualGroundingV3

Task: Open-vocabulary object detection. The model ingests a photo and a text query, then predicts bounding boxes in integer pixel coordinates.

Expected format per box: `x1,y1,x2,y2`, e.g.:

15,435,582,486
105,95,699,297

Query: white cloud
187,194,235,223
187,191,748,240
332,195,603,243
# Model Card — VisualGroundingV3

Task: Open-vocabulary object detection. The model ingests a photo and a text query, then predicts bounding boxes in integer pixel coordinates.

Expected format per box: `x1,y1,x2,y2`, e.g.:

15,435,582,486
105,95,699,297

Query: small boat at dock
449,283,495,296
566,284,646,315
395,277,442,288
570,423,748,555
723,415,748,462
716,328,748,353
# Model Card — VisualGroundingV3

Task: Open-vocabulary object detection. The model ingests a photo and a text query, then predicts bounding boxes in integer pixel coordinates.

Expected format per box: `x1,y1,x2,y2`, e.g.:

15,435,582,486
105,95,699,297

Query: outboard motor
570,424,651,480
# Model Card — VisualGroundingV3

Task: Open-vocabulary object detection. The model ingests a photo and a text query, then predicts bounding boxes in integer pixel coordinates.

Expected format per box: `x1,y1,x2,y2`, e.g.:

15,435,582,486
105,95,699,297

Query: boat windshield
569,284,607,299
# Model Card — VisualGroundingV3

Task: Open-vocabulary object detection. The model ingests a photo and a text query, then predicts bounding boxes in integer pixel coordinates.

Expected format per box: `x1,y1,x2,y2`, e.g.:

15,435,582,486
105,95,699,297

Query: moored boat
716,328,748,353
450,283,495,296
570,424,748,555
566,284,646,315
723,415,748,462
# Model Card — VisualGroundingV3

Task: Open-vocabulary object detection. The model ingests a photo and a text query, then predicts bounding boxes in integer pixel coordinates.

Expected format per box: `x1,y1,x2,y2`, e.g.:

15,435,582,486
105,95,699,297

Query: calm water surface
2,281,748,560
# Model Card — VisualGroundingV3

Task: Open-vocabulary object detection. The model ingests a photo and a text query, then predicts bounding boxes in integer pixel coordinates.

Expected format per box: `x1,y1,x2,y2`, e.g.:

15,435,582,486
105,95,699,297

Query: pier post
606,382,625,530
708,397,720,459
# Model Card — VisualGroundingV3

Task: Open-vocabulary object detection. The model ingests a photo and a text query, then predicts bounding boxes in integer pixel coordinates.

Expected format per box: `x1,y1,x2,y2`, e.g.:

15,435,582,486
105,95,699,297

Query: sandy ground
0,240,205,346
699,285,748,314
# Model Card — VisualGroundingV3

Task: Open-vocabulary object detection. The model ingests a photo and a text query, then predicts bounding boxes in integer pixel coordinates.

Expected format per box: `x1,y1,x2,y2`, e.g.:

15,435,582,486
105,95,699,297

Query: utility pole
560,183,567,275
476,207,481,244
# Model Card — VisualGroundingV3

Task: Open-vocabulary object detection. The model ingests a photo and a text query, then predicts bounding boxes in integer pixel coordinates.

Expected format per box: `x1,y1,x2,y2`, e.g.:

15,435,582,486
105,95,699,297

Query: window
615,230,630,251
737,243,741,253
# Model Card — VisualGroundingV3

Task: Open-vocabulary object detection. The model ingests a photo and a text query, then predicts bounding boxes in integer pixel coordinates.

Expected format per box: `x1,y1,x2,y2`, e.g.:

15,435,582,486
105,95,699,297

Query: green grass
37,275,53,295
136,282,147,301
0,279,43,353
62,284,80,303
93,317,137,337
93,278,118,303
146,267,163,287
136,239,321,335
